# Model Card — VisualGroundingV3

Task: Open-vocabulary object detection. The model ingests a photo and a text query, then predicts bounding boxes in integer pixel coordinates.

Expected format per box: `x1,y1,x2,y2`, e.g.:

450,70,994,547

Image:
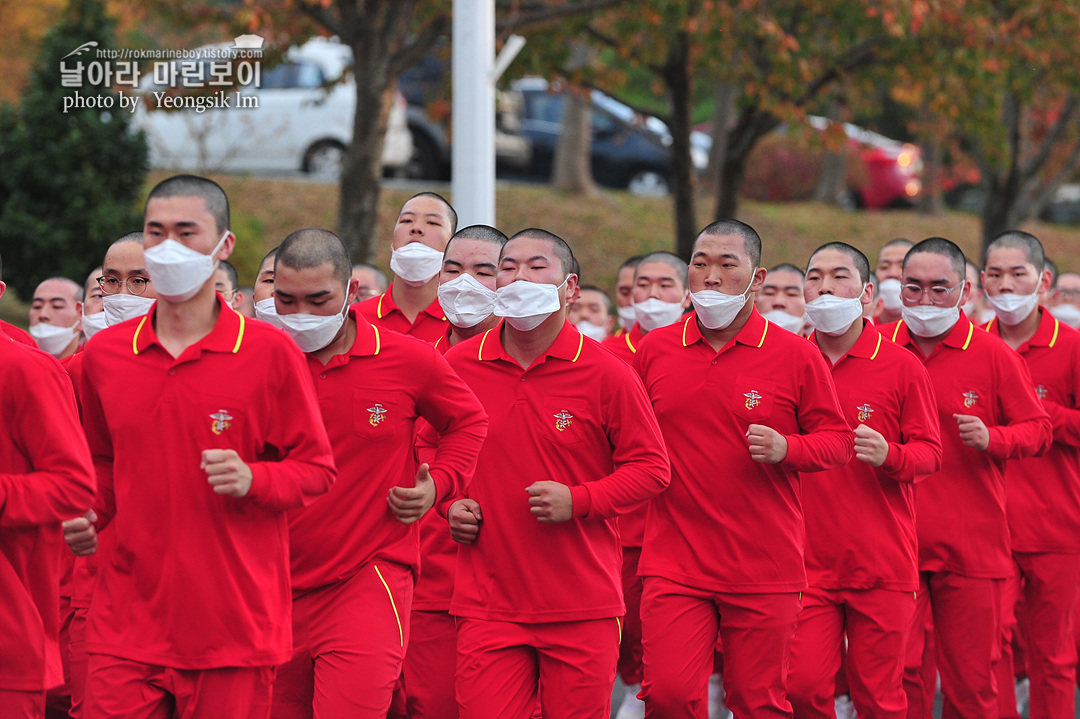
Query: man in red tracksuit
356,193,455,343
63,175,338,719
979,230,1080,719
438,228,671,718
600,251,689,714
265,228,487,718
64,232,157,719
786,242,942,719
1,338,96,718
395,224,507,719
879,236,1052,719
634,220,854,719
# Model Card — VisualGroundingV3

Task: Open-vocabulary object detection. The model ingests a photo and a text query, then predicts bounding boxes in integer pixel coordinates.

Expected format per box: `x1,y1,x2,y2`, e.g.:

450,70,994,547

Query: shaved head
276,228,352,289
697,219,762,267
145,175,230,235
507,228,577,277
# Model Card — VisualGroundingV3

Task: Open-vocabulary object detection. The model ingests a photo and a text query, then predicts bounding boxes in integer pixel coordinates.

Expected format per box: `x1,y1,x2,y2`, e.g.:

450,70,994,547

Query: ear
564,274,580,305
604,315,615,333
0,280,6,300
861,282,874,308
1039,269,1053,295
218,231,236,262
231,290,243,311
75,300,84,329
959,279,972,307
749,266,768,293
347,277,361,304
680,288,692,309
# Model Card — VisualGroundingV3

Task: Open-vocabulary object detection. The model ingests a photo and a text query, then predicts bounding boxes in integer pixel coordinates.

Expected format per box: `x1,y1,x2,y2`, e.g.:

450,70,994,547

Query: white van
134,37,412,178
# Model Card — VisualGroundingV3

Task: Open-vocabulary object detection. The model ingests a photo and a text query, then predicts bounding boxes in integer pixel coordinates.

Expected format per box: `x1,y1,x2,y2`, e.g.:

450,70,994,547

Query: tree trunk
551,86,598,195
704,83,738,191
812,98,847,206
979,169,1022,252
337,0,418,263
713,108,781,223
917,136,944,216
665,32,697,261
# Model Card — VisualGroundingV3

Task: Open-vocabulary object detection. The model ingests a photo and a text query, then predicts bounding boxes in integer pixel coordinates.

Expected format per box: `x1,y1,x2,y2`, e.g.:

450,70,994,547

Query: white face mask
633,296,686,332
1050,303,1080,329
494,276,569,332
277,294,350,353
985,289,1040,325
690,273,755,330
102,293,156,326
878,278,903,311
390,242,444,285
144,231,229,303
81,310,109,340
29,321,79,357
804,288,867,336
438,273,497,328
902,291,963,338
762,310,806,334
617,304,637,330
576,320,608,342
254,297,283,328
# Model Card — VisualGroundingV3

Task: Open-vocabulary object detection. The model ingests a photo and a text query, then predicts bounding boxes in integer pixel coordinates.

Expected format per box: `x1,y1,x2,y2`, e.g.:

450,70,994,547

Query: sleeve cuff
880,442,902,475
429,467,451,504
984,426,1006,459
570,484,592,518
245,464,268,503
780,434,804,468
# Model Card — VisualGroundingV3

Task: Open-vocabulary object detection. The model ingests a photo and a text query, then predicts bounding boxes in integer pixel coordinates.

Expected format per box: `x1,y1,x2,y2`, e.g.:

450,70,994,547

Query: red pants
397,610,458,719
903,572,1003,719
44,594,74,719
83,654,274,719
68,606,89,719
903,611,937,719
994,552,1080,719
787,587,916,719
271,561,412,719
0,690,45,719
639,575,801,719
455,616,620,719
618,547,645,686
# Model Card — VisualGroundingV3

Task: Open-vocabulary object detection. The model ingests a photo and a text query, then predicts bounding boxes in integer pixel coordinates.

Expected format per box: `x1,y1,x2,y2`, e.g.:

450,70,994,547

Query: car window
259,62,326,89
592,111,617,136
527,94,564,124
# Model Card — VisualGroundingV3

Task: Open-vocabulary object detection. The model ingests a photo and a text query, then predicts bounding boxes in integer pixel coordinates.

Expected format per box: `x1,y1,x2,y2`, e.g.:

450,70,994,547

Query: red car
702,116,923,209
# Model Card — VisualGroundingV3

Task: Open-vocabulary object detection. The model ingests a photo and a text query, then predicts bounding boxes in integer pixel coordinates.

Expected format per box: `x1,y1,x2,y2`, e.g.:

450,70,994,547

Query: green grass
4,173,1078,329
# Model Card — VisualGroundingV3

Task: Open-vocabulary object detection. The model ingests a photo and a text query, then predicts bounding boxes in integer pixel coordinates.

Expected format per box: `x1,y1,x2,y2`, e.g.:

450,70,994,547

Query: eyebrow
399,211,444,221
103,267,148,275
146,220,199,229
501,254,550,265
904,276,954,286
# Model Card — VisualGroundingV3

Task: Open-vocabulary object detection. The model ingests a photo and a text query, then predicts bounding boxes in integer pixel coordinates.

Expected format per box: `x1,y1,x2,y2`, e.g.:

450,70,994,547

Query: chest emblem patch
857,403,874,422
368,403,388,427
744,390,762,410
1036,385,1048,400
962,390,979,409
210,409,233,435
554,410,574,431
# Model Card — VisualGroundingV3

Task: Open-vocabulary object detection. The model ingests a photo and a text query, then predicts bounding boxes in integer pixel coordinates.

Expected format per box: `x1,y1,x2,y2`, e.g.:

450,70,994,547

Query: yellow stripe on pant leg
374,564,404,647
